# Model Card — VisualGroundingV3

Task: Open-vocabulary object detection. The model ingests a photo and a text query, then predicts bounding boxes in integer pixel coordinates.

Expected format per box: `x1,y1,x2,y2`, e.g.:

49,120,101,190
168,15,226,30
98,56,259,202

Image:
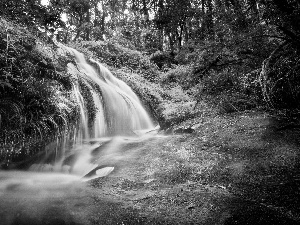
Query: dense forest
0,0,300,163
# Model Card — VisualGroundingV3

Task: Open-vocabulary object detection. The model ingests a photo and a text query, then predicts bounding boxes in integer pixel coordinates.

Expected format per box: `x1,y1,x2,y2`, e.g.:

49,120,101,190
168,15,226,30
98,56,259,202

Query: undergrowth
0,17,79,166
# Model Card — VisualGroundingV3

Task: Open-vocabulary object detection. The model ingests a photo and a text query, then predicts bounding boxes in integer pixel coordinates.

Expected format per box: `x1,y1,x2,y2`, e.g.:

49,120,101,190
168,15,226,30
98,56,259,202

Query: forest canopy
1,1,298,50
1,0,300,110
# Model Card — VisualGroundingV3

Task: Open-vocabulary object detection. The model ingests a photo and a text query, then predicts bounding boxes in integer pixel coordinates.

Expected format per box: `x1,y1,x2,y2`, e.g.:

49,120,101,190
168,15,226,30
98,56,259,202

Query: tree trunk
158,28,163,51
85,8,91,41
74,15,83,41
206,0,214,36
157,0,164,51
142,0,149,22
168,33,175,54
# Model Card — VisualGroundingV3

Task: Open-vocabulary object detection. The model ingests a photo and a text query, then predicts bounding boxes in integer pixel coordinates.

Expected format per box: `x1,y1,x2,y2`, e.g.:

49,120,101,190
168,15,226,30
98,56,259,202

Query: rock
173,127,195,134
186,204,196,210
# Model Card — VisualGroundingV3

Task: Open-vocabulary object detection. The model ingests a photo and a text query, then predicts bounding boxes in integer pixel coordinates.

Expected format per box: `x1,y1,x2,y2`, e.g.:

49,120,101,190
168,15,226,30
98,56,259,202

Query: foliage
194,66,263,114
260,42,300,109
0,17,78,164
0,0,64,31
160,65,193,89
259,0,300,46
257,1,300,110
160,100,198,129
150,51,176,69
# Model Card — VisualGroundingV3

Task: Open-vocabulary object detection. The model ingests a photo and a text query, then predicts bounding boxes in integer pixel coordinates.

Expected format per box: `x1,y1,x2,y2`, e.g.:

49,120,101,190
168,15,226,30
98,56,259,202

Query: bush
174,42,199,65
260,42,300,110
195,68,262,114
160,100,197,127
0,17,78,164
160,65,193,89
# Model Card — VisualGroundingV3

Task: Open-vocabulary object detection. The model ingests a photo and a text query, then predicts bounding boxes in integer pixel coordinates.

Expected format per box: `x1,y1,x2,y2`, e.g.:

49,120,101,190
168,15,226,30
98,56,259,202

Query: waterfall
0,45,158,225
26,45,156,178
64,45,154,139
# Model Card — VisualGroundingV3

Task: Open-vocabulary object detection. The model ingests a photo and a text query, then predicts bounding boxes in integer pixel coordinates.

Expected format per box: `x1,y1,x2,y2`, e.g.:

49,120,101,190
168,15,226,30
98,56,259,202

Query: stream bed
1,125,299,225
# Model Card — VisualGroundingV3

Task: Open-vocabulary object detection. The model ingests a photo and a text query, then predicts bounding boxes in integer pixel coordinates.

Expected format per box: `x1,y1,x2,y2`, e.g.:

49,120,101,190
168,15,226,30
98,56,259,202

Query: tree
256,0,300,109
0,0,64,32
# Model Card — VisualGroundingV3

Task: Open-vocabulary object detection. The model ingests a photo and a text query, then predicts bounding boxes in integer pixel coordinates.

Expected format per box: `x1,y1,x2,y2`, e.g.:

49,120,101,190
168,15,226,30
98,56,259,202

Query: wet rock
173,127,195,134
186,204,196,210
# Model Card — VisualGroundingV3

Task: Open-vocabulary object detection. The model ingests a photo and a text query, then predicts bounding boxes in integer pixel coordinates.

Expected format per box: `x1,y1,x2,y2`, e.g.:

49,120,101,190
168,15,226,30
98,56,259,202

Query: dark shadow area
262,115,300,147
224,115,300,224
204,113,300,224
224,197,299,225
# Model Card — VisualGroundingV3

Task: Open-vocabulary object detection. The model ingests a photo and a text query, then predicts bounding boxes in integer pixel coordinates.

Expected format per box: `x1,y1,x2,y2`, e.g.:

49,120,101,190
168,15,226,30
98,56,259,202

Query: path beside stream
1,111,300,225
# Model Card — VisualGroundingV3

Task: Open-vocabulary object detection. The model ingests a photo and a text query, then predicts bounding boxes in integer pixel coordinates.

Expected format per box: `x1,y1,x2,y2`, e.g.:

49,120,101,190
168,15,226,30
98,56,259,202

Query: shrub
160,65,193,89
0,17,78,165
260,42,300,110
160,100,197,127
195,68,262,114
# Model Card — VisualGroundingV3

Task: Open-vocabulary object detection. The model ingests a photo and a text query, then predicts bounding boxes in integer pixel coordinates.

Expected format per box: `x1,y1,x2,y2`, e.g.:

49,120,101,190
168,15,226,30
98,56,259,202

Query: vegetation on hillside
0,0,300,164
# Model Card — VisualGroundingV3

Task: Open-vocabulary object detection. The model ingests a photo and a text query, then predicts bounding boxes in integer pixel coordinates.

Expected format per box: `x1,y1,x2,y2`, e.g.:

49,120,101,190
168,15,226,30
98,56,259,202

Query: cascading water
24,45,156,178
64,45,154,139
0,45,158,225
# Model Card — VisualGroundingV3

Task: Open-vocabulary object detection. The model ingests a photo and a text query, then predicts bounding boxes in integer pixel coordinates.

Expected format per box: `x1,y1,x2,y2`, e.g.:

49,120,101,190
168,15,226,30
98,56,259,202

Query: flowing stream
0,46,157,224
64,45,154,139
25,45,156,179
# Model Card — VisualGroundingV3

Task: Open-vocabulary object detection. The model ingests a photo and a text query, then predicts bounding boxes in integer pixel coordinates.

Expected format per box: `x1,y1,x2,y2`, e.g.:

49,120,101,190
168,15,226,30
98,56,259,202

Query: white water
1,45,157,183
24,45,157,176
0,45,158,224
23,45,154,173
65,45,154,139
0,131,162,225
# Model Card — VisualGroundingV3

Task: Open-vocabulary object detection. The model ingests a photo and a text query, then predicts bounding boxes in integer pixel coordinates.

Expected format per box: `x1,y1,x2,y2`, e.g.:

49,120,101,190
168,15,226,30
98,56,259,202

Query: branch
259,40,290,107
